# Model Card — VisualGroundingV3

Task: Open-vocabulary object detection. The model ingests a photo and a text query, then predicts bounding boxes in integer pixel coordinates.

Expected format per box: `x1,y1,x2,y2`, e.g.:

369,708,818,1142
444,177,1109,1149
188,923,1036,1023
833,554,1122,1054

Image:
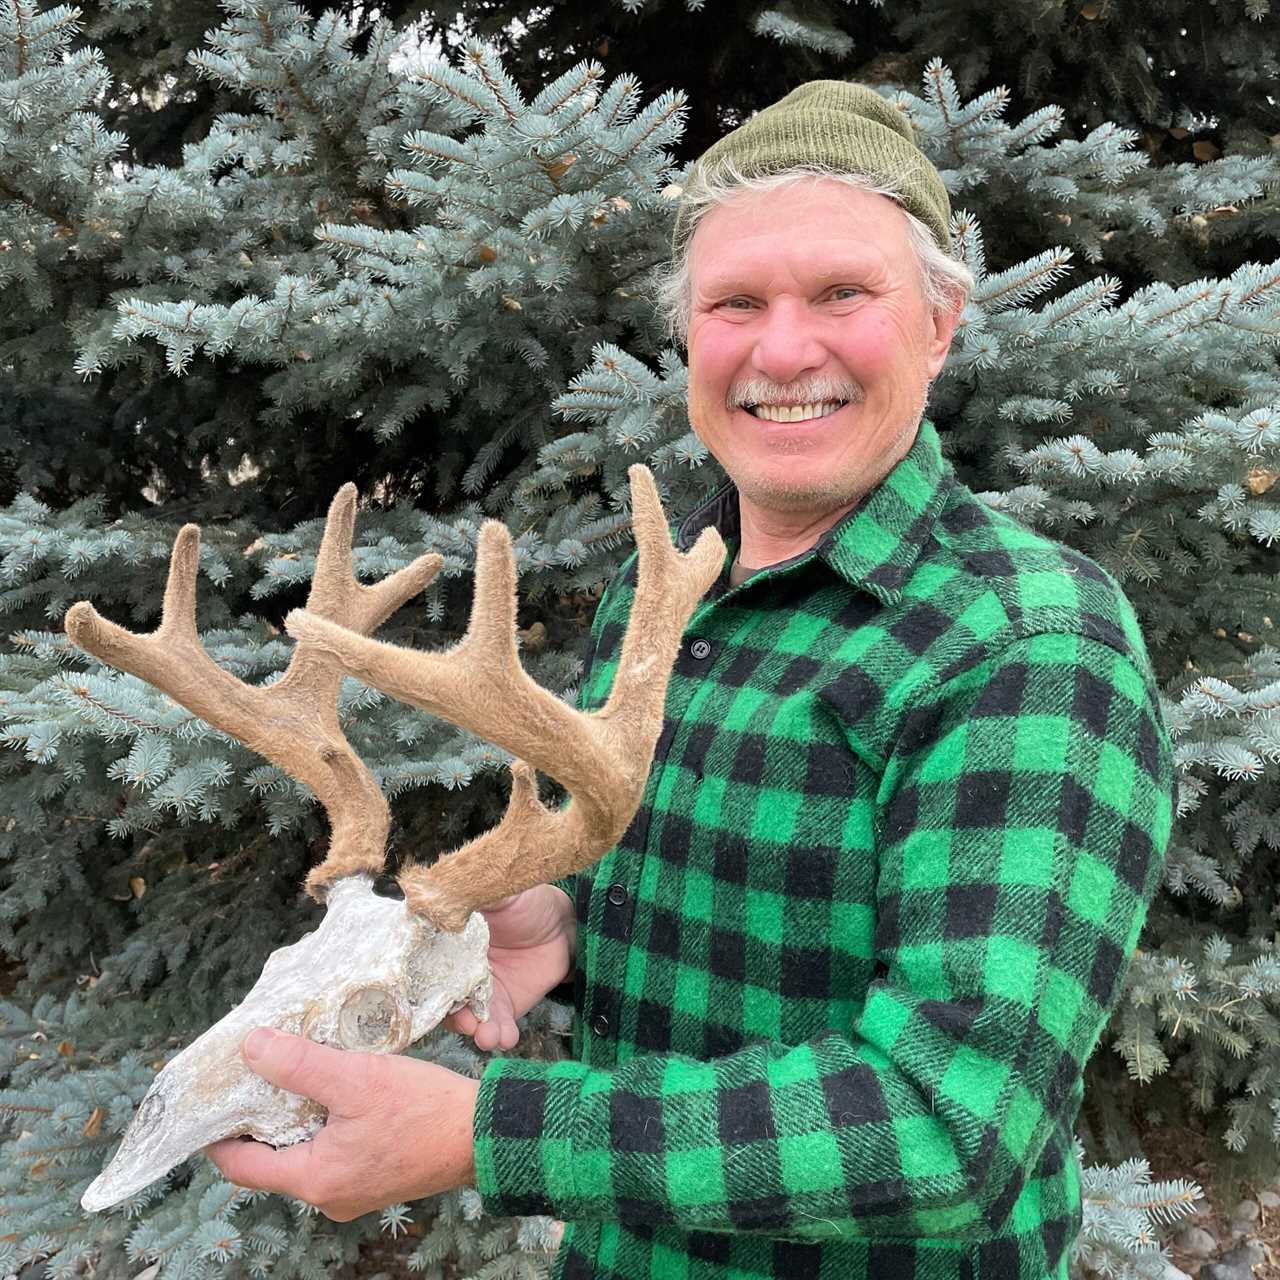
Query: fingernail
244,1027,276,1061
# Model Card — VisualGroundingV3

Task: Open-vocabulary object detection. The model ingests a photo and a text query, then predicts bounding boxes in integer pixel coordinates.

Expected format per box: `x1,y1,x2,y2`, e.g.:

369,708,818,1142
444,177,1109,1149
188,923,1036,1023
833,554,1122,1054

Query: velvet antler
286,465,725,930
64,485,443,889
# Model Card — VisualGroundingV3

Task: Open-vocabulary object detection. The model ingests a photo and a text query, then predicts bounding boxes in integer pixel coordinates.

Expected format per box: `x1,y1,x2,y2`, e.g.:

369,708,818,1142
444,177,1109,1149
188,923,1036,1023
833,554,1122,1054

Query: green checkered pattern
473,421,1175,1280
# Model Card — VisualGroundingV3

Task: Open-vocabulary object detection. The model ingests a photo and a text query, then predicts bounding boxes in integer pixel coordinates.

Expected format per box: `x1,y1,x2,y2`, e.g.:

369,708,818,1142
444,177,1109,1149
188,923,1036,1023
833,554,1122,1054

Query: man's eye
829,287,862,301
719,297,754,310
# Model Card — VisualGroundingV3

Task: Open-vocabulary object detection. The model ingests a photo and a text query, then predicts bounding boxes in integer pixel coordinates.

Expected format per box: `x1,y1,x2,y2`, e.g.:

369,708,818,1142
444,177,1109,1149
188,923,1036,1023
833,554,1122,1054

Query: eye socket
337,984,407,1051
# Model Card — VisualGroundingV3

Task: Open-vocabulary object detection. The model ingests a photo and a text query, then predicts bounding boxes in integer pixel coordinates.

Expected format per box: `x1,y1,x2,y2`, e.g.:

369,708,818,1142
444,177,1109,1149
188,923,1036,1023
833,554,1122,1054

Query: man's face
685,178,961,520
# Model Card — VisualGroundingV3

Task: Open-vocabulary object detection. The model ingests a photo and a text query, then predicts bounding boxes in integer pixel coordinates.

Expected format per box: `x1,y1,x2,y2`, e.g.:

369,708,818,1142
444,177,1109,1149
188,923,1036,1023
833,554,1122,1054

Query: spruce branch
0,174,71,235
461,41,522,125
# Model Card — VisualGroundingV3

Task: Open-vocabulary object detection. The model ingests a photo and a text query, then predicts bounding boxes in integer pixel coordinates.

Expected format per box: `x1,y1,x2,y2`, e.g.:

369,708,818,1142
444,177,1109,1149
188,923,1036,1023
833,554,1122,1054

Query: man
209,82,1175,1280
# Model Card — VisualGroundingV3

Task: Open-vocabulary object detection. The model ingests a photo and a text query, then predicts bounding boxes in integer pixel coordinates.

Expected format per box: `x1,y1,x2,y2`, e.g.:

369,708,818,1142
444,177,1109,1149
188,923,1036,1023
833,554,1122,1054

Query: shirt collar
675,419,955,606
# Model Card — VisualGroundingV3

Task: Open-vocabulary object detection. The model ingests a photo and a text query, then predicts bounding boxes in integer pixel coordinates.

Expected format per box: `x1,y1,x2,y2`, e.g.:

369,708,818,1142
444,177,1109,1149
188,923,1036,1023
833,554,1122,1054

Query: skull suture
81,877,491,1212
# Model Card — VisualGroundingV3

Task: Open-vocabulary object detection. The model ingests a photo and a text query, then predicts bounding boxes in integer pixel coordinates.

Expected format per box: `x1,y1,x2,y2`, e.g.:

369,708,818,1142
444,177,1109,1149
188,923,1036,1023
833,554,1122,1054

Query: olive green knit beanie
672,80,952,253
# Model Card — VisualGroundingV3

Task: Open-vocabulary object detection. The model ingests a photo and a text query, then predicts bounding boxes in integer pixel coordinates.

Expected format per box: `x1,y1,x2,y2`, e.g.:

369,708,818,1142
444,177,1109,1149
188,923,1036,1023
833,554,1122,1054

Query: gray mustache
727,377,864,408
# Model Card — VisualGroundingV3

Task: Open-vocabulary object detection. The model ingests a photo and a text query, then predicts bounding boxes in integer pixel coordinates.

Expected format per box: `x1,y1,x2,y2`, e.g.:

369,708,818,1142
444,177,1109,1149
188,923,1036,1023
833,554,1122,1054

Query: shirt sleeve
473,631,1174,1240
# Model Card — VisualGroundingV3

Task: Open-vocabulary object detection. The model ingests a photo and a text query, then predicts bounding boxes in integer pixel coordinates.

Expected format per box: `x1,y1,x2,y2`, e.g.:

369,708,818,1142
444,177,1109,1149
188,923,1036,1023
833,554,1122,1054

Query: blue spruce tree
0,3,1277,1278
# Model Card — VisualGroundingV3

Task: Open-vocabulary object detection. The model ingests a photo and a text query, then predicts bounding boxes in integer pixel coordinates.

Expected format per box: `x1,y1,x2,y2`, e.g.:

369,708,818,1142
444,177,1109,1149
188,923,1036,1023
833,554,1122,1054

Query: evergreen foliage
416,0,1280,158
0,2,1276,1278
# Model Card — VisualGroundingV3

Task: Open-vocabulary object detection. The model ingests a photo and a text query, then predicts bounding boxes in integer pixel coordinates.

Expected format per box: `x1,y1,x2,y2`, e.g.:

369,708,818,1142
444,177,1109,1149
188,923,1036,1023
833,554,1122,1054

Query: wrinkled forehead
686,179,910,283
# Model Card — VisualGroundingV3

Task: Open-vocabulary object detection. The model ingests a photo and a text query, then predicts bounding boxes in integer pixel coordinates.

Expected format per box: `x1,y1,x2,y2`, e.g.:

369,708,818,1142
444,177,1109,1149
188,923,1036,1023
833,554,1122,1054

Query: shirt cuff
473,1054,593,1219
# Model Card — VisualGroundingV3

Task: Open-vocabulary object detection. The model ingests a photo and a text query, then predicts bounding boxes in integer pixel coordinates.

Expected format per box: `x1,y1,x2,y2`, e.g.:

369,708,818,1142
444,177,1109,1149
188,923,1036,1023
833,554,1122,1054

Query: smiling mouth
744,400,848,423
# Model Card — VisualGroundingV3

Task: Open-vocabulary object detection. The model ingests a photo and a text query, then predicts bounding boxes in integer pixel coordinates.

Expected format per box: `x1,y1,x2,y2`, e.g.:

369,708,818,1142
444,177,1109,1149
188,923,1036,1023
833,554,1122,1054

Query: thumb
241,1027,355,1110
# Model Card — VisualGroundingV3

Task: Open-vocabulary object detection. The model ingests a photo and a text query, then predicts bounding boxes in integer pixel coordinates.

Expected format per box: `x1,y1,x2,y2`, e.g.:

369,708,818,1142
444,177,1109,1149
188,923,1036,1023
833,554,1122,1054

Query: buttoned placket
582,552,828,1048
583,591,727,1045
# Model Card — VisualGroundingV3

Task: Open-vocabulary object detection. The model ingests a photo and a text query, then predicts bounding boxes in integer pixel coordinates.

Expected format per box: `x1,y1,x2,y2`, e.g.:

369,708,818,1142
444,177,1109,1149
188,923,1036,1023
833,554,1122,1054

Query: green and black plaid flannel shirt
472,420,1175,1280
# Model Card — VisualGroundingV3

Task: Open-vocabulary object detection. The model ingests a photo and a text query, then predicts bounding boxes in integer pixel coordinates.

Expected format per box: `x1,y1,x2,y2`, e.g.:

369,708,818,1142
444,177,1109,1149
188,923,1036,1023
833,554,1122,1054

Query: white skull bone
80,876,491,1212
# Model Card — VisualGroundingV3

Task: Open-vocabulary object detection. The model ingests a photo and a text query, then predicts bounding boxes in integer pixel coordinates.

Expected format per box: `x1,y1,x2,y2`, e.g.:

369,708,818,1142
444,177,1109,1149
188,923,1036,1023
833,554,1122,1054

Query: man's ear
924,296,964,380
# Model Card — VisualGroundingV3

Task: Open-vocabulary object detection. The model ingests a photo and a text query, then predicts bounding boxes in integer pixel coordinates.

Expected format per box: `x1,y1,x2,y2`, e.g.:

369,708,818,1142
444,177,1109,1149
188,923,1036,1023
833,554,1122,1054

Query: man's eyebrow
695,257,887,295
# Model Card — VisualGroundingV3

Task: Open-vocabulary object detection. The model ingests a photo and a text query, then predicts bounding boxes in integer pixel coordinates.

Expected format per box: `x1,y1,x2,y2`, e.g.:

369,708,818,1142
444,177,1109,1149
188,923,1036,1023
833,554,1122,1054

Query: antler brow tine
64,485,443,898
284,464,725,931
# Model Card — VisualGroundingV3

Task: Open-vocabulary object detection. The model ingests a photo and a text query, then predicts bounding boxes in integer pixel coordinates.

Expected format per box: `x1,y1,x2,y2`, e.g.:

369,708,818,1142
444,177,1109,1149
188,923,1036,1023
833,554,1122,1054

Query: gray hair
653,161,975,344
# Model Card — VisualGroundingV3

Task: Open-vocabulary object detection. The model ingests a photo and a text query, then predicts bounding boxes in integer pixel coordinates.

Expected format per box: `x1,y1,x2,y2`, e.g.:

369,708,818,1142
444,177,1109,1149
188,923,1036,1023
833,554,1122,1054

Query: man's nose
750,299,827,385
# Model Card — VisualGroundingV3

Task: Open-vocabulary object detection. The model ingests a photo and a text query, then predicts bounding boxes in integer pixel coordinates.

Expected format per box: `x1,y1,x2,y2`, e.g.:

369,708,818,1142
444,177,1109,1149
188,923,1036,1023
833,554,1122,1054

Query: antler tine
160,524,201,640
284,464,724,931
65,486,444,897
306,484,442,635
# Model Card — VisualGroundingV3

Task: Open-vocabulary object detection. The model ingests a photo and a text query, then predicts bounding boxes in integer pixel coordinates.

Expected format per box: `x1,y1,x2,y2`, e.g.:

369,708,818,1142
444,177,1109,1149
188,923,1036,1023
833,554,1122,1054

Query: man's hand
204,1027,479,1222
443,884,576,1052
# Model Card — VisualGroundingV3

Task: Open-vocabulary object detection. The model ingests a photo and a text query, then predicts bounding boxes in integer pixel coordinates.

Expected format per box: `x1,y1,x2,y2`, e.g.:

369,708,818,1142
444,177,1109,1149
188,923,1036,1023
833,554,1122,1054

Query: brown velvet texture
286,466,724,930
65,485,442,893
66,469,724,934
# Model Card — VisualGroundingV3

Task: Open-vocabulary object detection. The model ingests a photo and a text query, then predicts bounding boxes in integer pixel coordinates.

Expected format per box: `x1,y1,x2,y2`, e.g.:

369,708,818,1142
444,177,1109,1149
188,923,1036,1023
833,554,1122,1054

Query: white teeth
750,401,844,423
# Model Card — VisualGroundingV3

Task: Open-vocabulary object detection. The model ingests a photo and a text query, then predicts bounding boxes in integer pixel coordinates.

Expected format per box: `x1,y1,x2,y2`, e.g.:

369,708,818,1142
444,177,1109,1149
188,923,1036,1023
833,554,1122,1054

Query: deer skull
80,876,491,1212
68,469,723,1216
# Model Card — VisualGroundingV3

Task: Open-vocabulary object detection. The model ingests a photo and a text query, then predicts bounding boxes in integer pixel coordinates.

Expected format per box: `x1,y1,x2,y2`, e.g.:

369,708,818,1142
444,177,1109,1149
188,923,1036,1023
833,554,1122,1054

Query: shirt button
606,883,628,906
591,1013,610,1036
690,638,712,660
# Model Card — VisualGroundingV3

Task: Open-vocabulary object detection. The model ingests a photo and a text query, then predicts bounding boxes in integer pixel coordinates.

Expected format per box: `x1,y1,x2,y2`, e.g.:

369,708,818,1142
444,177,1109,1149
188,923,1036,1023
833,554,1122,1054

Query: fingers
205,1133,323,1199
473,1016,519,1053
444,1007,480,1036
239,1028,371,1113
442,1009,518,1051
